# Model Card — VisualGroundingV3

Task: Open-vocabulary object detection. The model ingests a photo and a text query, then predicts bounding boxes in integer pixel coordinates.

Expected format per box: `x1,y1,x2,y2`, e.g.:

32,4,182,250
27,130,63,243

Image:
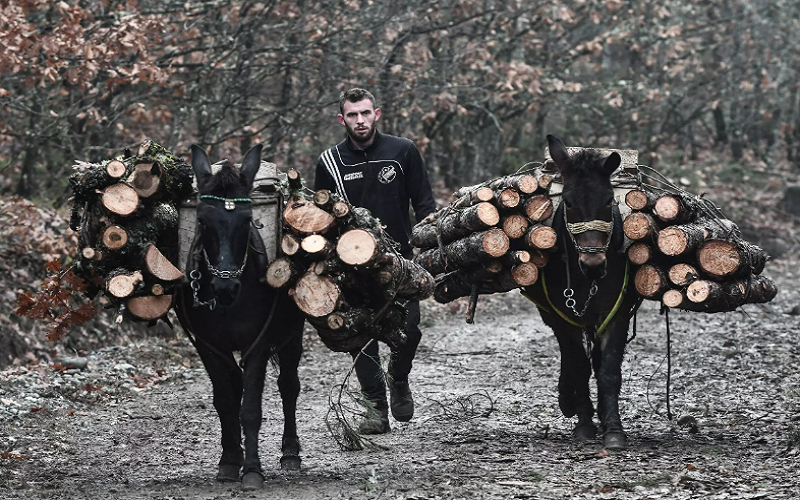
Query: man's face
338,98,381,145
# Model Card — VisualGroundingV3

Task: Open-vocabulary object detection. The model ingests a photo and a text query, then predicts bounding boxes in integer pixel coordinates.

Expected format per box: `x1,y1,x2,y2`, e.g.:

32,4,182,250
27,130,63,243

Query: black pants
350,300,421,403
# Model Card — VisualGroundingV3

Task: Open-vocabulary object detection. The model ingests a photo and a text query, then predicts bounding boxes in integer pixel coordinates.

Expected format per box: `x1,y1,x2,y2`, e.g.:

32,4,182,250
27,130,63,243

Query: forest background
1,0,800,365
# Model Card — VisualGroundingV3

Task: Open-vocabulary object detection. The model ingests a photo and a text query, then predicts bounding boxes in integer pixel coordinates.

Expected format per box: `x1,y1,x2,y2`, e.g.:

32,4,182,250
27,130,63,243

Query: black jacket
314,130,436,253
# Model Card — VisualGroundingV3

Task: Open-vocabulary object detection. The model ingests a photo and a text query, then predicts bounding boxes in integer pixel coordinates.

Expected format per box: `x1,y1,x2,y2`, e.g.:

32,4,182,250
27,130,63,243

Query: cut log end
266,258,299,289
654,194,682,222
627,242,652,266
525,195,554,222
668,263,698,286
525,224,557,250
281,234,301,256
102,183,140,216
332,201,350,218
502,214,529,239
337,228,378,266
107,271,144,298
145,244,184,281
291,272,340,317
634,264,667,299
105,160,126,179
623,212,656,241
662,289,685,308
127,162,163,198
625,190,649,211
301,234,331,255
127,294,173,321
102,225,129,250
482,228,510,257
511,262,539,286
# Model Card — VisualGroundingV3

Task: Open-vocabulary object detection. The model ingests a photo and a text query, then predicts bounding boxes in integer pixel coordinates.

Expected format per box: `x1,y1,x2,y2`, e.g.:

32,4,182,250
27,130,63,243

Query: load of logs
624,187,777,312
412,170,555,322
267,169,435,352
68,140,193,323
413,149,777,320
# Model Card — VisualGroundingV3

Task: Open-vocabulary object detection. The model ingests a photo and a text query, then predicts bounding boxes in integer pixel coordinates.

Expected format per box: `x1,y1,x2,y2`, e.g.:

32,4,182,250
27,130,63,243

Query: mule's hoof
216,464,241,482
242,470,264,491
573,424,597,442
604,431,628,451
280,454,301,471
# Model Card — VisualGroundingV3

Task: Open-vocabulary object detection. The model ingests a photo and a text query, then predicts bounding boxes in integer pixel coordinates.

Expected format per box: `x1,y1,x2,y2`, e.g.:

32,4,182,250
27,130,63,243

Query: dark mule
524,135,640,450
175,144,305,489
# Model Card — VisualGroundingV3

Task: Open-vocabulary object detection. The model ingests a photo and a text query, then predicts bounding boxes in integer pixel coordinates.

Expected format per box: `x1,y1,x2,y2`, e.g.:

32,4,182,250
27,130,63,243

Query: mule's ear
602,152,621,176
191,144,213,189
546,134,570,172
240,144,263,191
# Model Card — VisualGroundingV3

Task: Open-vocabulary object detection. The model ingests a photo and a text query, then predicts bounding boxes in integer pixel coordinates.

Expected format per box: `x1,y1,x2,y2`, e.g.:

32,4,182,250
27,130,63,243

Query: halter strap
200,195,253,211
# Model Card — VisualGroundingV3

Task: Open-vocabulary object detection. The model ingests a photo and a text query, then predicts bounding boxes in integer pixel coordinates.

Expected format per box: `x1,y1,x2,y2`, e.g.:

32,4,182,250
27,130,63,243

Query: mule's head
547,134,620,279
191,144,262,306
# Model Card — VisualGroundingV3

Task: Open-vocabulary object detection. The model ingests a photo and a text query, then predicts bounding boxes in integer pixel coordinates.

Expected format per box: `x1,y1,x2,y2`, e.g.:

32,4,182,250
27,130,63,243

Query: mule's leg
277,328,303,471
196,345,244,481
595,317,630,450
544,311,597,441
239,342,271,490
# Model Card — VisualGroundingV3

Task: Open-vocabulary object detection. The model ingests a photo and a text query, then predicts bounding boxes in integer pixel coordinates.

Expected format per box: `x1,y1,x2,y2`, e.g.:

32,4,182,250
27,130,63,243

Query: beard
345,122,376,145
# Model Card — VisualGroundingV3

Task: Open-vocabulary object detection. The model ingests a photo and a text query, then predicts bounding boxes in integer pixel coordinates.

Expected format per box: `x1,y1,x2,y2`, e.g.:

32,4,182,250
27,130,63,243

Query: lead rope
665,306,673,421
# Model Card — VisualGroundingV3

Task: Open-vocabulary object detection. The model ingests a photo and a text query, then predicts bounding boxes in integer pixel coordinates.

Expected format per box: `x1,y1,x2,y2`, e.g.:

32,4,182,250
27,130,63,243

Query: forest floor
2,254,799,500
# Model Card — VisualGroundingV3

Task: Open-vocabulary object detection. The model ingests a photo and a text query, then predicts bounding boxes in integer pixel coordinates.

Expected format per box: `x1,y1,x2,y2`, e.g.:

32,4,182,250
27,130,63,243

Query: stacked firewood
412,170,555,321
624,187,777,312
68,140,193,323
266,170,435,352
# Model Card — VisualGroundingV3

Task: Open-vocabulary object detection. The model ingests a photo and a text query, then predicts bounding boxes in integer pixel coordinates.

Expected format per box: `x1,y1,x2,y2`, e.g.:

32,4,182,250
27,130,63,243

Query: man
314,88,436,434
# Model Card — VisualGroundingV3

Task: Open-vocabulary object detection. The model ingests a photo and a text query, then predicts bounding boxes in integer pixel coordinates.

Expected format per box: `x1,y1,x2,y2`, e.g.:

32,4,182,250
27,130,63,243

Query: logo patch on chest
378,165,397,184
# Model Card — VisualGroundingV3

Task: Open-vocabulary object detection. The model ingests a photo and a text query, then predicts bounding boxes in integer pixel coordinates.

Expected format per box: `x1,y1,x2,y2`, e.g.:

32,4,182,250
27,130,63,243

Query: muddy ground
2,257,800,500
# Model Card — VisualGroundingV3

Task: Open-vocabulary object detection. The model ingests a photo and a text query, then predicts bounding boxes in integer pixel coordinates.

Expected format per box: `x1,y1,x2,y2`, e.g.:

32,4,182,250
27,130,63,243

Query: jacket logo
343,171,364,181
378,165,396,184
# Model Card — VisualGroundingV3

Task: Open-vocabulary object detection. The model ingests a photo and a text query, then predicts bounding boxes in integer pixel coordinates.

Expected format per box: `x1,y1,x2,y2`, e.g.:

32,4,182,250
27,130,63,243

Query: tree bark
411,202,499,248
415,228,510,276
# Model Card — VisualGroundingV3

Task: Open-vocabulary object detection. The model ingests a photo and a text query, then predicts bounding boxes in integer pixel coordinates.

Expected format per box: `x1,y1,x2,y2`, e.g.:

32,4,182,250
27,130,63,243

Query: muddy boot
389,379,414,422
358,399,390,435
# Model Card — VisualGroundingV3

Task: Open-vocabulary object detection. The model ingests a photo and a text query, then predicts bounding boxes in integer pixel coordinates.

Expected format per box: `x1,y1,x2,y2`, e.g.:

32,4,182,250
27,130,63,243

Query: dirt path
2,258,800,499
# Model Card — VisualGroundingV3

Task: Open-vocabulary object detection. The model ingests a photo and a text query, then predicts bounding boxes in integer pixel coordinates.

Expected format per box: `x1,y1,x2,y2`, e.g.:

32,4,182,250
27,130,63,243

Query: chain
189,269,216,310
563,280,598,318
202,242,249,279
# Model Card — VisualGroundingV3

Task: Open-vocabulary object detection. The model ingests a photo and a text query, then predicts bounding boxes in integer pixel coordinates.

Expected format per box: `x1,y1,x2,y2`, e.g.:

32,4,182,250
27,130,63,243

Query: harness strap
520,259,631,336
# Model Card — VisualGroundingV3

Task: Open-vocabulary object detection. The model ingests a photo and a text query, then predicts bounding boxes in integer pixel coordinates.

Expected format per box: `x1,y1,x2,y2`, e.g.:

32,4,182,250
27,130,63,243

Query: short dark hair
339,88,377,115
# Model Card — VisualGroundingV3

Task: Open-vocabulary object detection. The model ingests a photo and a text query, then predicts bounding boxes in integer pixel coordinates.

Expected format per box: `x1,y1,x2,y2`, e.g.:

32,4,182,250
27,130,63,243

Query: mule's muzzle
210,278,242,306
578,252,607,279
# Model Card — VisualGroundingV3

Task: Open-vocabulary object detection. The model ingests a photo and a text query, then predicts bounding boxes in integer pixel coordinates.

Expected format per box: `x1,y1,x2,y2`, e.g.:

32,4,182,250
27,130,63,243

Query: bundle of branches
68,140,193,323
624,180,777,312
266,169,435,352
412,170,553,322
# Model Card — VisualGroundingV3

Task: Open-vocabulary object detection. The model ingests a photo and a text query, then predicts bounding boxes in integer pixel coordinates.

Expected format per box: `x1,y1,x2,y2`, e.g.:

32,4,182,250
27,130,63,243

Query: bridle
563,203,614,254
560,201,616,318
189,195,253,310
